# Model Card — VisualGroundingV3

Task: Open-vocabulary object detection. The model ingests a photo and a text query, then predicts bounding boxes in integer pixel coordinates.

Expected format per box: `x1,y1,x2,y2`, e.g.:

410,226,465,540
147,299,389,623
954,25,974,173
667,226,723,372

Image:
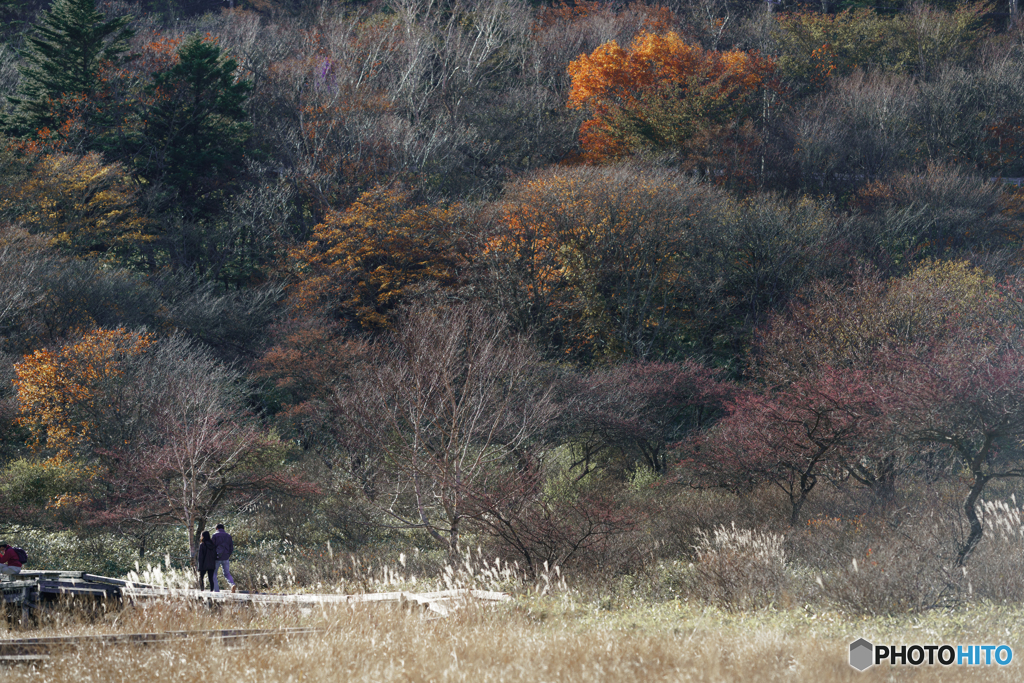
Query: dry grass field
4,595,1024,682
7,508,1024,682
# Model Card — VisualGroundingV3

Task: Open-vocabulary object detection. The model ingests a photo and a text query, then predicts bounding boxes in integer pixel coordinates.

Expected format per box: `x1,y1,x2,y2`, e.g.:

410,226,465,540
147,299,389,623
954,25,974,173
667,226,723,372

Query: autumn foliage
567,30,777,172
572,360,734,474
1,151,154,263
3,0,1024,583
289,187,468,331
486,166,709,362
14,327,155,462
692,368,891,526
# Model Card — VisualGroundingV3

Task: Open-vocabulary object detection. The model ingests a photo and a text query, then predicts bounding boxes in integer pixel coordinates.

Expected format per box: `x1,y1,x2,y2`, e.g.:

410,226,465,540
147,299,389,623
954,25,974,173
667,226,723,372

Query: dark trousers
200,569,215,590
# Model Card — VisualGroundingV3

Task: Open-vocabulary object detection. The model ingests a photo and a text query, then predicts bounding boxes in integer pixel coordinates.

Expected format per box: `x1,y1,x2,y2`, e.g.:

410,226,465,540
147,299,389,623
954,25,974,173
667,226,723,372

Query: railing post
20,586,29,626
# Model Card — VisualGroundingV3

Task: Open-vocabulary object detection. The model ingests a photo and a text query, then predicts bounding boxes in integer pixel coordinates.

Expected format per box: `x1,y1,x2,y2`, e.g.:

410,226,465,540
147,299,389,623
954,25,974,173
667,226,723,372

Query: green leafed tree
138,34,252,214
5,0,132,141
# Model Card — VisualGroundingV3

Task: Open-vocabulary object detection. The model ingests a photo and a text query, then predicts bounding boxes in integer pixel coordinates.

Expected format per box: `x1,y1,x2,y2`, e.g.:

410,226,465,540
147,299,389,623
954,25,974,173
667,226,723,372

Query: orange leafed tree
255,319,372,450
567,31,777,176
14,327,155,463
289,187,468,332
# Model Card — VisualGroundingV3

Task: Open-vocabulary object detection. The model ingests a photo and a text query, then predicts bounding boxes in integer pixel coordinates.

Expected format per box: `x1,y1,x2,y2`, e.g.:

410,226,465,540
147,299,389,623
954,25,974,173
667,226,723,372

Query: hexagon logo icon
850,638,874,671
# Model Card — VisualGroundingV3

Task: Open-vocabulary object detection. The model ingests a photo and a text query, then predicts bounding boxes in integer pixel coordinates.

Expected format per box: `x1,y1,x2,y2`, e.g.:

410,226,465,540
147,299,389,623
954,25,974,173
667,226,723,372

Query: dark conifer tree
5,0,132,140
138,34,253,213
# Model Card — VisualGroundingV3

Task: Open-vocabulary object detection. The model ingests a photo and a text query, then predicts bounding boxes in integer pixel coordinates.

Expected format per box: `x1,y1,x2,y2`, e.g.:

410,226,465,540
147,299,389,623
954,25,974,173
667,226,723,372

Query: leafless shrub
478,483,652,579
653,485,790,559
688,523,787,611
795,70,919,192
333,303,559,559
781,484,899,573
679,0,741,51
851,163,1013,274
961,497,1024,603
2,257,159,351
911,47,1024,175
813,514,955,615
0,227,47,333
150,270,284,362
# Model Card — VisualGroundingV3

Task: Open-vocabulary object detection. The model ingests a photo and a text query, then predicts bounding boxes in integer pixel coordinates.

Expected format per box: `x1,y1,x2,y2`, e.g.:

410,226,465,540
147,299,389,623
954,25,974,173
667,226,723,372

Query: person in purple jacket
211,523,237,592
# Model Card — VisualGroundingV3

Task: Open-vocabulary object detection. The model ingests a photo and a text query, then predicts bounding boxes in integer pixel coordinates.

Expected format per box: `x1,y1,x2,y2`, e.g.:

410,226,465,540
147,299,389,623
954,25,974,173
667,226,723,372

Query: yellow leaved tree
1,151,154,266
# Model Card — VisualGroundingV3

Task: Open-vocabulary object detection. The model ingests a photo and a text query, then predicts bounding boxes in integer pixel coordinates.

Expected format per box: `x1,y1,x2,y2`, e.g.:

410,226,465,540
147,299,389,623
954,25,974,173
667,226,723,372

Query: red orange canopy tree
567,31,779,185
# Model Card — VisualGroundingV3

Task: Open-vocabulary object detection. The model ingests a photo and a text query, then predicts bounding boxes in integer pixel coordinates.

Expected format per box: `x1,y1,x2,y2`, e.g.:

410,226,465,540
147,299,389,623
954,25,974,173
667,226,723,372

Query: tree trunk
956,439,994,566
448,518,460,562
957,470,990,566
787,449,825,526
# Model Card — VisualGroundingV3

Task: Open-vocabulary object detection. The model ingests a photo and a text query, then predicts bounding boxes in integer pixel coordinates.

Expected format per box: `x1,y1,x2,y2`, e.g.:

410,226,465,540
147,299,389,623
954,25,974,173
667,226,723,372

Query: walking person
196,531,216,591
212,523,237,592
0,542,22,578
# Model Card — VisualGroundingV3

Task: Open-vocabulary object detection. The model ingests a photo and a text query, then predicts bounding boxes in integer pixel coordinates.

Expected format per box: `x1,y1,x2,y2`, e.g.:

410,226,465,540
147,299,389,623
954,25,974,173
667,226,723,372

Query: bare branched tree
334,303,558,557
0,228,46,332
83,336,307,562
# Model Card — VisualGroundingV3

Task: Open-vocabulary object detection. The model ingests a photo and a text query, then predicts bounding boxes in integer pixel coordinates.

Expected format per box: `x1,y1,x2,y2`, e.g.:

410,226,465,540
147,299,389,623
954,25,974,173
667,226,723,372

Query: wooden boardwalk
3,570,510,623
2,571,130,621
123,585,510,615
0,580,36,624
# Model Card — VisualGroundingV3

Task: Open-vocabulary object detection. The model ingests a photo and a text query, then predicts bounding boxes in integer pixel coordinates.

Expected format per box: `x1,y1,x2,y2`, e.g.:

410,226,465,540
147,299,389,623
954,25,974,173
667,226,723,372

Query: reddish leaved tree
885,333,1024,564
689,367,890,526
569,360,734,475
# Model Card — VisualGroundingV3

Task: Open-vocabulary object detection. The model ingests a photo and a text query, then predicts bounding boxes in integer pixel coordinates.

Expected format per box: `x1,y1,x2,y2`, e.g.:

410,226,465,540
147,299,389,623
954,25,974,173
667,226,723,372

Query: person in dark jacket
211,523,236,592
196,531,216,591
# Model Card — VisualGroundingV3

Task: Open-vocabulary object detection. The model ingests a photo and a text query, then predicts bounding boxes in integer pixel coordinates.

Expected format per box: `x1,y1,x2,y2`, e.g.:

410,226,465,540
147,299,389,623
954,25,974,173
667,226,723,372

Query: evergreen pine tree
139,34,252,212
5,0,132,139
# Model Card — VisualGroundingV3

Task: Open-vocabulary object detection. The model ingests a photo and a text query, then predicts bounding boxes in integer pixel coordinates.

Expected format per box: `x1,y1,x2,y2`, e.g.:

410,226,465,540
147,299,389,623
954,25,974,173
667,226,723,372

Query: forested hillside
2,0,1024,602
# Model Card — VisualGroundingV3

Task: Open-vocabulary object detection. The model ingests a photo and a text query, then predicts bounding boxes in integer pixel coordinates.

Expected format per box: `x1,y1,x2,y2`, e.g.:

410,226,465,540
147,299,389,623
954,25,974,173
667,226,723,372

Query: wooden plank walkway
3,571,134,613
4,570,511,622
0,581,36,624
122,586,511,616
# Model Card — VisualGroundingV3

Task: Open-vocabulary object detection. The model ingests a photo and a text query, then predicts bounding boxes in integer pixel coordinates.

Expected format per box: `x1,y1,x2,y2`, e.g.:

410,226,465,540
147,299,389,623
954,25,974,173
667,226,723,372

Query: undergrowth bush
13,481,1024,619
653,486,789,560
812,514,955,615
229,541,558,596
961,497,1024,604
688,523,787,611
1,526,182,576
